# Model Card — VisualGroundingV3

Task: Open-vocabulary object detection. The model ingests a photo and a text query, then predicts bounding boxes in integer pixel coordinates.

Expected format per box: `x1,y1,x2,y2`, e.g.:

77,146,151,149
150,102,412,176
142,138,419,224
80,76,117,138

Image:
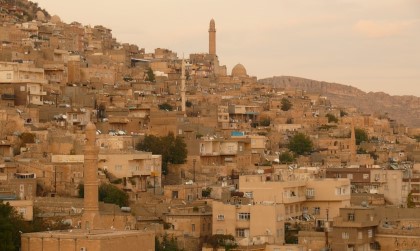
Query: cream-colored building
5,199,33,221
98,151,162,194
0,62,47,106
212,174,351,246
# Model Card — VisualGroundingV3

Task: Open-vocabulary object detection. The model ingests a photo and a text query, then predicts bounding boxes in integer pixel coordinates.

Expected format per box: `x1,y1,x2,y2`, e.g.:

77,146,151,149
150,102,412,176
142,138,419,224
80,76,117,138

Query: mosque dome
36,11,46,21
50,15,62,24
231,63,248,77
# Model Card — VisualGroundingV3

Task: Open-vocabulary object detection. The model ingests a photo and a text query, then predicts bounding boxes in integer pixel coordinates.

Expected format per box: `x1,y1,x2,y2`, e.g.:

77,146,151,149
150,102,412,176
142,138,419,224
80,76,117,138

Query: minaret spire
181,57,186,114
82,122,100,230
209,19,216,55
350,118,357,163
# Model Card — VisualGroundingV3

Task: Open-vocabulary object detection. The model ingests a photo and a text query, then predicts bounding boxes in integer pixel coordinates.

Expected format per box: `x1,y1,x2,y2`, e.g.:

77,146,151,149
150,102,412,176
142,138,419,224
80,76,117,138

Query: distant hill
0,0,50,22
259,76,420,127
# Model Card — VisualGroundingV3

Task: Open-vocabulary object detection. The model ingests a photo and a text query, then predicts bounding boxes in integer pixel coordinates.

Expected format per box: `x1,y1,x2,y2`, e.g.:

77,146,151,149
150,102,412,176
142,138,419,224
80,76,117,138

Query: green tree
78,183,129,207
99,183,129,207
259,117,271,127
202,187,212,198
340,110,348,117
325,113,338,123
355,128,368,145
279,152,295,164
158,103,173,111
185,100,192,108
0,202,19,251
281,98,292,111
206,234,237,251
288,133,313,155
145,67,155,82
136,132,187,174
156,234,184,251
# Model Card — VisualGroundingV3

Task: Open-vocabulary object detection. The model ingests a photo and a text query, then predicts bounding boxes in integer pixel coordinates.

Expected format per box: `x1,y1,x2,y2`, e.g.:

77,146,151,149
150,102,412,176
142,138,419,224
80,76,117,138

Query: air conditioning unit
80,248,87,251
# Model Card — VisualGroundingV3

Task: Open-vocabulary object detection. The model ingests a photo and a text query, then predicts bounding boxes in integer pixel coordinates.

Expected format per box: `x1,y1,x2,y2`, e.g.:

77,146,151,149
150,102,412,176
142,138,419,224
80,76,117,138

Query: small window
237,212,250,221
217,214,225,221
192,224,195,232
342,232,349,239
348,213,355,221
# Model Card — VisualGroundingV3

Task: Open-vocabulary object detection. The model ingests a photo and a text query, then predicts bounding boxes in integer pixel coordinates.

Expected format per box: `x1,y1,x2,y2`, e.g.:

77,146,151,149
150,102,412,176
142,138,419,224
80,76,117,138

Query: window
358,231,363,239
368,229,373,238
348,213,355,221
217,214,225,221
72,114,77,120
342,232,349,239
6,73,11,79
238,212,250,221
192,224,195,232
363,174,369,179
313,207,320,215
347,173,353,179
172,191,178,199
306,188,315,198
236,228,249,238
244,192,253,198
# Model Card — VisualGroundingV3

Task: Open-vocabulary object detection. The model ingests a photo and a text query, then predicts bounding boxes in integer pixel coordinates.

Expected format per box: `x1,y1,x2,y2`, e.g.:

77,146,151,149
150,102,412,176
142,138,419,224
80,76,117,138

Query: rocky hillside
0,0,50,22
259,76,420,127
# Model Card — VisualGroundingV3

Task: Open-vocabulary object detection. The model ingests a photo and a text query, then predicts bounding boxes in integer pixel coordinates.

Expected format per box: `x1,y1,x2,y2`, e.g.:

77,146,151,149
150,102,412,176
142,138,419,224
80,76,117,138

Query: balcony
200,151,220,156
283,195,306,204
1,94,15,100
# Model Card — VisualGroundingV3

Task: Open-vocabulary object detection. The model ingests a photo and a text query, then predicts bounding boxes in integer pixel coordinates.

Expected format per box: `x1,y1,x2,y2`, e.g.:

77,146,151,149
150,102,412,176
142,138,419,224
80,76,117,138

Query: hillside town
1,1,420,251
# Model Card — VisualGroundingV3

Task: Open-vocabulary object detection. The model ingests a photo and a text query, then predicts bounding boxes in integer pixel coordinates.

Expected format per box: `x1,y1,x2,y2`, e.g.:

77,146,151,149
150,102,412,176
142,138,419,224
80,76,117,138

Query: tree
145,67,155,82
325,113,338,123
206,234,237,251
281,98,292,111
185,100,192,108
279,152,295,164
0,202,19,251
340,110,348,117
158,103,173,111
355,128,368,145
259,117,271,127
78,183,129,207
156,234,184,251
99,183,129,207
202,187,212,198
288,133,313,155
136,132,187,174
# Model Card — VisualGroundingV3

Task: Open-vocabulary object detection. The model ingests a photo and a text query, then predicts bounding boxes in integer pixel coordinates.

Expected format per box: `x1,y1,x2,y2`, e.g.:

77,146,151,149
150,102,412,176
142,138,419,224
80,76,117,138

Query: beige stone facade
21,230,154,251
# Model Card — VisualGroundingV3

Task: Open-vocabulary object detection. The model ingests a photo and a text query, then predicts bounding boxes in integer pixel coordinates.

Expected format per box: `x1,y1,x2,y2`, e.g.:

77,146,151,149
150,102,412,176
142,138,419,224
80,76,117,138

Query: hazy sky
34,0,420,96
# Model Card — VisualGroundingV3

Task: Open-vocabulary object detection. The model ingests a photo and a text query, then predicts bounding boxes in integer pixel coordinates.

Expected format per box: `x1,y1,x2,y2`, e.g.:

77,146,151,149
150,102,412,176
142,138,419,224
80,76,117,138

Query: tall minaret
350,118,357,163
209,19,216,55
82,122,100,230
181,58,186,114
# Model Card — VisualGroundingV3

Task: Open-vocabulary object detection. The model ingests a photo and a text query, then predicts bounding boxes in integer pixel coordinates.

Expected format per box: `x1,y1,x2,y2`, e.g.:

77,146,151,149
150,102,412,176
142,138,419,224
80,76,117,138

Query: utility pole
325,208,329,250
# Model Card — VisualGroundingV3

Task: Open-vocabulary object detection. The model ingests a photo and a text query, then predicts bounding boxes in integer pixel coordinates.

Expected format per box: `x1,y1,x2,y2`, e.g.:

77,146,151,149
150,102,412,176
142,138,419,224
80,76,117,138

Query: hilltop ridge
259,76,420,127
